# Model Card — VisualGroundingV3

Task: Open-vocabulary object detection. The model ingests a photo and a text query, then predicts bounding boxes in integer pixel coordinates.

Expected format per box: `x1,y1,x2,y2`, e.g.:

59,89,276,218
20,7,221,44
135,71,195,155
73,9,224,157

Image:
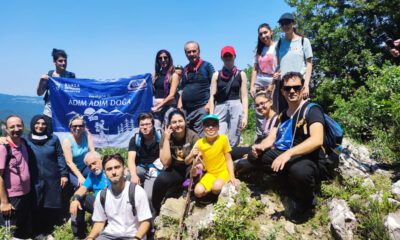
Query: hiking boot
285,198,316,224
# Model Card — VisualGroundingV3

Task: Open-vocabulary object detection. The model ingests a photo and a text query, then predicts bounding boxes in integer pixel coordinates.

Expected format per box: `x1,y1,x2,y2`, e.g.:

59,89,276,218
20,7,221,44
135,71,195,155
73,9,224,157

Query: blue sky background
0,0,292,96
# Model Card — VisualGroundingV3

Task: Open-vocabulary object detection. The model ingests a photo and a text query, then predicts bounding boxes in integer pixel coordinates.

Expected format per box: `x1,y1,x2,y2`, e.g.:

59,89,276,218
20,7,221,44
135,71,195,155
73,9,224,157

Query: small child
186,114,238,200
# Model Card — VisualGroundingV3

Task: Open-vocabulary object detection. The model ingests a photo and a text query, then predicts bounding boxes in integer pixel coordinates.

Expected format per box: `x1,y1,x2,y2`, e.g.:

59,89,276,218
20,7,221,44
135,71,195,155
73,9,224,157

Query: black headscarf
28,115,52,145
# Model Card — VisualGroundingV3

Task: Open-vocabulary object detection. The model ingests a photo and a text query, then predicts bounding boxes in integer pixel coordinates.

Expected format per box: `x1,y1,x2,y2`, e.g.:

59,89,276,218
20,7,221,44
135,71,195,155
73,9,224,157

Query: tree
285,0,400,109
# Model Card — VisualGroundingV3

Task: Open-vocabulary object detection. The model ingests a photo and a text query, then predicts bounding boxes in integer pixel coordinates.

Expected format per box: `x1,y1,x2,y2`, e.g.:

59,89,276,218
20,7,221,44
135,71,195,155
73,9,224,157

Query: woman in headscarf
26,115,69,238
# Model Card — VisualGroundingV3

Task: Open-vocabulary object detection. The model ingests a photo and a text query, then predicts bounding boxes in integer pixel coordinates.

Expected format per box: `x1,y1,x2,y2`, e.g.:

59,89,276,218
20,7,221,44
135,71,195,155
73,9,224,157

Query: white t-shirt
92,181,152,239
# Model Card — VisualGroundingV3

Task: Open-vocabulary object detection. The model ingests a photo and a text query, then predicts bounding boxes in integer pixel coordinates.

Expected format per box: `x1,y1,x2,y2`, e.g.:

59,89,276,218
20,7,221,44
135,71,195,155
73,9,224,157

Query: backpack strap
2,144,13,176
99,188,107,214
128,182,137,216
276,38,282,66
155,128,162,143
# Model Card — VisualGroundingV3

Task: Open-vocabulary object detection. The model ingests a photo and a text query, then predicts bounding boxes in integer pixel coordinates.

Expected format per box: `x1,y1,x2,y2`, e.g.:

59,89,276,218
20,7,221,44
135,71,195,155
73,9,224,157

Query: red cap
221,46,236,57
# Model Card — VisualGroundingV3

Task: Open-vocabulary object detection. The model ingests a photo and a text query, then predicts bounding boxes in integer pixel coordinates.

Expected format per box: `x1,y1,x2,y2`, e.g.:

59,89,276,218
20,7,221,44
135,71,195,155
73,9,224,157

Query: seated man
69,151,109,239
187,114,238,203
247,71,330,223
127,113,162,206
86,154,152,240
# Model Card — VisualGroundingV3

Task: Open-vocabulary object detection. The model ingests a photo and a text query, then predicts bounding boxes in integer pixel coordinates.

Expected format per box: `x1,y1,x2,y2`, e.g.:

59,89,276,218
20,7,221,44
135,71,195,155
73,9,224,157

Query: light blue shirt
277,37,313,77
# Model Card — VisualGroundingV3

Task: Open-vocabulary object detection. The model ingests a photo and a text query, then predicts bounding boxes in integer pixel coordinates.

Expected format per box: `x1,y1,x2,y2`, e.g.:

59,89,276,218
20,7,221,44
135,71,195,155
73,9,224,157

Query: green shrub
0,227,13,240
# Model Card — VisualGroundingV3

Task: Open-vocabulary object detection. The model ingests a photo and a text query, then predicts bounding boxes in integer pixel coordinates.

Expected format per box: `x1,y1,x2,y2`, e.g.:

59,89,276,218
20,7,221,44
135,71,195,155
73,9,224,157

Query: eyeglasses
203,122,218,128
71,124,84,128
282,85,303,92
139,122,152,127
158,56,169,61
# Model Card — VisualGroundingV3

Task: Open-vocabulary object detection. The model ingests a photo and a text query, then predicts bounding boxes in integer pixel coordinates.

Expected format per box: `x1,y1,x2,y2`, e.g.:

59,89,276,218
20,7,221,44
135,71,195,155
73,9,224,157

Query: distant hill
0,93,44,129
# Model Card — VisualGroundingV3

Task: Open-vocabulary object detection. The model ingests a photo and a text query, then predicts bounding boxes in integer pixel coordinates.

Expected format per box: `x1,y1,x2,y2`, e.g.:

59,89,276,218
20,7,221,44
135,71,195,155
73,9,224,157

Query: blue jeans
71,194,95,238
69,166,91,188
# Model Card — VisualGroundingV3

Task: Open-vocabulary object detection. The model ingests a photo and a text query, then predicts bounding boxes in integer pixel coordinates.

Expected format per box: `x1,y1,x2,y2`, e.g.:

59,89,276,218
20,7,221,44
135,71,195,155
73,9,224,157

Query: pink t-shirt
0,140,31,197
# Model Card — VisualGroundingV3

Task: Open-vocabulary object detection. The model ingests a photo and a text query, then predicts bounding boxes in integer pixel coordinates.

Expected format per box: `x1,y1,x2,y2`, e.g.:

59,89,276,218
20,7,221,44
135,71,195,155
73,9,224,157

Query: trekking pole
176,154,202,240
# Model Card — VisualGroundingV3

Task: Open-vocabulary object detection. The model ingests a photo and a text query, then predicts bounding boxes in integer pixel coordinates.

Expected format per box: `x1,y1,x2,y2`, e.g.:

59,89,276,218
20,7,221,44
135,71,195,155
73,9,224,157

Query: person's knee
211,179,225,194
288,160,317,184
194,184,207,198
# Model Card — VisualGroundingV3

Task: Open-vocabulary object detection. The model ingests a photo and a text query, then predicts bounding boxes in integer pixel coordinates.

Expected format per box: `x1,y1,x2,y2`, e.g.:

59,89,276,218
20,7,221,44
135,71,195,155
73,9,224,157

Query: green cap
201,114,219,123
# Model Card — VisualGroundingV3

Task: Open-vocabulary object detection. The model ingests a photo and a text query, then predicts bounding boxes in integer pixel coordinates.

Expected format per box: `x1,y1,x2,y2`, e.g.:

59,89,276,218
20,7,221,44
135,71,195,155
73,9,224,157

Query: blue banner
48,74,153,148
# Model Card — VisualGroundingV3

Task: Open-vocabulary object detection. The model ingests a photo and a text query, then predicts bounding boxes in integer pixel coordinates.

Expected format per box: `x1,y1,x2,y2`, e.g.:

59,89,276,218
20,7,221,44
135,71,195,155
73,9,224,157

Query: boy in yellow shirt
186,114,238,200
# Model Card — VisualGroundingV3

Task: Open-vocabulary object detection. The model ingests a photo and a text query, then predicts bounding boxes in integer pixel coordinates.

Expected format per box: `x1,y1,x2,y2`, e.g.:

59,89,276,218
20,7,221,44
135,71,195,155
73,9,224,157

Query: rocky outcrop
385,210,400,240
328,198,357,240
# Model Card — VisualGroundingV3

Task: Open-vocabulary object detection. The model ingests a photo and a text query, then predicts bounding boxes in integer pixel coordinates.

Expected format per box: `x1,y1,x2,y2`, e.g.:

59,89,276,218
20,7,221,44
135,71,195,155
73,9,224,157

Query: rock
392,180,400,201
284,221,296,234
361,178,375,189
385,210,400,240
338,138,380,179
328,198,357,240
185,204,214,240
158,196,186,220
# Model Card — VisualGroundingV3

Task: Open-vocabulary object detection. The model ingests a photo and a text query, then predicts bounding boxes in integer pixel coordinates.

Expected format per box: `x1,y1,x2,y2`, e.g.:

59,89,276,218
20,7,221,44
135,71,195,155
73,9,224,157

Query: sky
0,0,293,96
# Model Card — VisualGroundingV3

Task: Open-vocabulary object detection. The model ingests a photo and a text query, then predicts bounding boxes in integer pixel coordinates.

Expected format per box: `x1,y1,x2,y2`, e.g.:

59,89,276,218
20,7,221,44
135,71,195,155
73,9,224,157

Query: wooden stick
176,154,201,240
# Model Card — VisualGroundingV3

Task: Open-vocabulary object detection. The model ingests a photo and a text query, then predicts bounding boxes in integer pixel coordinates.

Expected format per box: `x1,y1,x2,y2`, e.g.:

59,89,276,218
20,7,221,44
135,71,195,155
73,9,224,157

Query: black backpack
99,182,137,216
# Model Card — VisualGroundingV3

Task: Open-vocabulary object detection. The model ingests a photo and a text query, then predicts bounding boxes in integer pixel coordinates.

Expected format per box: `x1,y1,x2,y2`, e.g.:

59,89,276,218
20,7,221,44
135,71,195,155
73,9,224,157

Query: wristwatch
71,194,82,201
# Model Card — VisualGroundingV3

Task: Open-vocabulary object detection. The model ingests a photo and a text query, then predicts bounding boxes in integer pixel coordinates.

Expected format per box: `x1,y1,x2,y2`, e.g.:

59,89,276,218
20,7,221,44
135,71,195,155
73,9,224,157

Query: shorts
198,170,230,192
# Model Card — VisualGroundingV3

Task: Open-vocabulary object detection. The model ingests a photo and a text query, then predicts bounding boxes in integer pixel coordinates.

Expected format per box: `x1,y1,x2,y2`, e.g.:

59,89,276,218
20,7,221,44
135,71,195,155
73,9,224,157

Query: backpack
133,128,162,158
302,103,343,153
99,182,137,216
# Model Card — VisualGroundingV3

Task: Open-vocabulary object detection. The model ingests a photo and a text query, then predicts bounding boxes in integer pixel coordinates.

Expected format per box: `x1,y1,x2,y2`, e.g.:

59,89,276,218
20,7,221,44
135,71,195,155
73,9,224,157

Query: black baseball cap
278,13,295,23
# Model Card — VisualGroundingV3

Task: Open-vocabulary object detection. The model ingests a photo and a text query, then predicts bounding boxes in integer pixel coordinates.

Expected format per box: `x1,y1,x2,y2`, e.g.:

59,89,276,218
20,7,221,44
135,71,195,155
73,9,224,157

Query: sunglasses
279,20,294,26
283,85,303,92
71,124,84,128
158,56,169,61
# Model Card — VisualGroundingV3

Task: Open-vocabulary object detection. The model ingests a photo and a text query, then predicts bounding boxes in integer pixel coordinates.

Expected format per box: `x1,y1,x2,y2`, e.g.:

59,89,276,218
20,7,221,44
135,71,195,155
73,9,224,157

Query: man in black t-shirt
247,72,328,224
177,41,215,136
127,113,161,205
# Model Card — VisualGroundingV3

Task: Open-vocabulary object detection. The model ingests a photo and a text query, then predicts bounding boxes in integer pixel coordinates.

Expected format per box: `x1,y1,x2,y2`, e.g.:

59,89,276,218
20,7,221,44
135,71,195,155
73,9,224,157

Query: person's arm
271,122,323,172
0,170,13,216
225,152,238,186
303,58,313,98
86,130,95,152
177,90,183,111
37,74,49,96
62,138,85,184
69,185,88,216
251,127,278,157
86,221,106,240
153,73,180,111
389,39,400,57
55,137,68,188
159,129,172,168
127,151,140,184
208,72,218,114
240,71,249,130
185,144,199,165
250,63,258,98
134,219,151,239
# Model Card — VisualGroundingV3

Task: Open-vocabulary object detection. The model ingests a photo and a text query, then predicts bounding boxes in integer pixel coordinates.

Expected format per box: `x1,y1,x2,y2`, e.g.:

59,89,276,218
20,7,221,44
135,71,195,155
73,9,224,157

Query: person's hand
250,86,256,98
131,174,141,185
251,144,264,158
390,48,400,57
69,200,82,216
229,177,240,187
204,103,210,113
240,118,247,131
0,202,14,216
164,125,173,140
40,74,49,81
0,137,7,144
271,152,291,172
273,71,281,81
151,106,160,112
60,177,68,188
78,176,86,185
191,145,199,156
302,85,310,99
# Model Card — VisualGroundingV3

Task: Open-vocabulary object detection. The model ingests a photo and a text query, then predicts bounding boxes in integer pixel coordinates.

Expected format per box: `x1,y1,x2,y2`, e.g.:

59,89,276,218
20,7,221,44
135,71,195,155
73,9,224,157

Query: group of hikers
1,12,342,240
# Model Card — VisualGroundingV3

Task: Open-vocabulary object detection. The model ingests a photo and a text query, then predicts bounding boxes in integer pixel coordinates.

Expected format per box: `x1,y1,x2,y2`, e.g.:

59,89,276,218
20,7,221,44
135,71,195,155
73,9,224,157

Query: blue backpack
302,103,343,153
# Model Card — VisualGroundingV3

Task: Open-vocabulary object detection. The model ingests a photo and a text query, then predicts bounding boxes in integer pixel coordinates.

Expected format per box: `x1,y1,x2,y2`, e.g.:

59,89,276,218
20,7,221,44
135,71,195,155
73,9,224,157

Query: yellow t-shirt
196,134,232,174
